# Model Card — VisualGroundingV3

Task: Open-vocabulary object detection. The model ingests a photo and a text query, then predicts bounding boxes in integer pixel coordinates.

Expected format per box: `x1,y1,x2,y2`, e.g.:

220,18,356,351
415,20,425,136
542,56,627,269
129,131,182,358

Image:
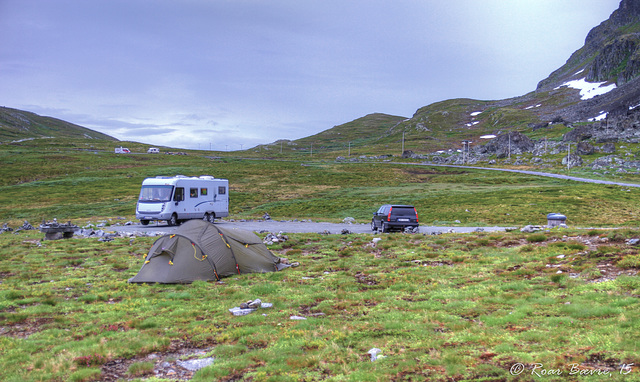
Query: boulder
342,217,356,224
562,154,584,167
601,142,616,153
562,125,593,142
576,142,595,155
477,131,535,157
521,225,543,233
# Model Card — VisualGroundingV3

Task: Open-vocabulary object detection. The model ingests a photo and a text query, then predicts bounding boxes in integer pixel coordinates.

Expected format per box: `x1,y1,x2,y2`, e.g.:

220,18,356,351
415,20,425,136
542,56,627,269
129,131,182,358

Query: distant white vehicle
115,146,130,154
147,147,160,154
136,175,229,226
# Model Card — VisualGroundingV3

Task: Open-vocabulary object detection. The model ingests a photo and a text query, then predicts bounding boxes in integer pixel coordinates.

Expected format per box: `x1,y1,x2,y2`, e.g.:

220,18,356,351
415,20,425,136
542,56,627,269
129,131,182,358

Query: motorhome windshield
139,185,174,202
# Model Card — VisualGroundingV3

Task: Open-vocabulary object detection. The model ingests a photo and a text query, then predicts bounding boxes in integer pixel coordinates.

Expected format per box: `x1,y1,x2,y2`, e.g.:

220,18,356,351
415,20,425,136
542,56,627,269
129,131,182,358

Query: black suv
371,204,419,232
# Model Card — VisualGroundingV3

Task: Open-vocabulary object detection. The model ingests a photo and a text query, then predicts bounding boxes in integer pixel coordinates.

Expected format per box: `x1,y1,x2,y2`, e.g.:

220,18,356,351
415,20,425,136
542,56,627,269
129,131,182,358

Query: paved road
421,163,640,188
112,219,512,235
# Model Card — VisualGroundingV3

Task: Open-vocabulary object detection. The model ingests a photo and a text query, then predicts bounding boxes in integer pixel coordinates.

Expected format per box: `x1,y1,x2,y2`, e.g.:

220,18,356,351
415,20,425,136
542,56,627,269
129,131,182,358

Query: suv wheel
381,223,389,233
371,220,377,232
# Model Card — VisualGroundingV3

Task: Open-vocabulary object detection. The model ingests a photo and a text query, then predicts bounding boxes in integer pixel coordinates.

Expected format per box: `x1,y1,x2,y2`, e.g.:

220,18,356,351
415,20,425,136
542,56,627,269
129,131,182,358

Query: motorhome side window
218,186,226,195
201,188,208,196
174,187,184,201
190,188,198,198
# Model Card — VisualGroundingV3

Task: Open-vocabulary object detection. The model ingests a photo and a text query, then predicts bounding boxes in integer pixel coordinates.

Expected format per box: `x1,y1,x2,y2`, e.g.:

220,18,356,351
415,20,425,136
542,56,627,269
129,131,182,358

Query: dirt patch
0,316,54,339
409,259,454,267
100,339,215,381
589,262,638,283
298,302,325,317
354,271,378,285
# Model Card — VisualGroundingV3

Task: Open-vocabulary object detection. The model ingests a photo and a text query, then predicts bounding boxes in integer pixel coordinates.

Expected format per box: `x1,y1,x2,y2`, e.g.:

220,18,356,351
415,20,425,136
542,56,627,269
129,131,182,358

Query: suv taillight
414,207,419,223
387,207,392,222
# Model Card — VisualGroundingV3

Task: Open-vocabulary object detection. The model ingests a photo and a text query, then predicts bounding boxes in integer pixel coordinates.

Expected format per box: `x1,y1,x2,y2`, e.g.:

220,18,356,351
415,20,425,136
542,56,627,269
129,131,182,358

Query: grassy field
3,138,640,227
1,137,640,381
1,228,639,381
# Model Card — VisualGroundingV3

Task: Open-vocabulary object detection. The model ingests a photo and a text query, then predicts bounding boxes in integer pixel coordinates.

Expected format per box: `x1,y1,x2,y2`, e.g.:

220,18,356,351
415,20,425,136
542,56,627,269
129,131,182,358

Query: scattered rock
263,232,288,245
342,217,356,224
0,223,13,233
177,357,214,372
521,225,543,233
11,220,36,235
229,299,272,316
228,307,254,316
401,150,414,159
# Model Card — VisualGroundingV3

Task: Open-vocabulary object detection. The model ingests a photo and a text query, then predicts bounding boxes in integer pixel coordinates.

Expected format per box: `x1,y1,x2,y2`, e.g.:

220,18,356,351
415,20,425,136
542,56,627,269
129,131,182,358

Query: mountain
0,106,117,142
3,1,640,157
276,0,640,156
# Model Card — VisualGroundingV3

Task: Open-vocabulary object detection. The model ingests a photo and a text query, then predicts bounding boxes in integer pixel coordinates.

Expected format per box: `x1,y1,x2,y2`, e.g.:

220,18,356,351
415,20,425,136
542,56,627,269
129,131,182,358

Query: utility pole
280,141,283,154
567,143,571,173
310,143,313,157
462,140,471,165
508,133,511,160
401,132,405,155
348,142,351,157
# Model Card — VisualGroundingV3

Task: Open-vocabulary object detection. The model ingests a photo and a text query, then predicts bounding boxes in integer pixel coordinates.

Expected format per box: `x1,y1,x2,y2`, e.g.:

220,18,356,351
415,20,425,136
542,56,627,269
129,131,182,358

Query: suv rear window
391,207,416,216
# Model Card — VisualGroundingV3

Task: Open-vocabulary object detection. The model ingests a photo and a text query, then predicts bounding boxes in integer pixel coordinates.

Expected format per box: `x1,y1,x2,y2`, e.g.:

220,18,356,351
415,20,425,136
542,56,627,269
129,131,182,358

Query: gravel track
112,219,512,235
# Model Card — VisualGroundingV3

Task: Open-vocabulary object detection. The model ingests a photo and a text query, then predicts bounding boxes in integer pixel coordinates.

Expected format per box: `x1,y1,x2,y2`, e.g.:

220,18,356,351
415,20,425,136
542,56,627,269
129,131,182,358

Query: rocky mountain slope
0,106,117,142
275,0,640,159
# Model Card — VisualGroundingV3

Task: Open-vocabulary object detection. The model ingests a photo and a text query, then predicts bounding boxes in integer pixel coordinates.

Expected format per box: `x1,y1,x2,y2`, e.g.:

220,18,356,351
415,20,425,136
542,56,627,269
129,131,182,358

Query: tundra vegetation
0,138,639,381
1,228,639,381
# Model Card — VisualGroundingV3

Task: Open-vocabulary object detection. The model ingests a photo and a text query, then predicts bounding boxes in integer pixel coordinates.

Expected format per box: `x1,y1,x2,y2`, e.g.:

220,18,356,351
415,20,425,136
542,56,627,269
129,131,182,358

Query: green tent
128,220,285,284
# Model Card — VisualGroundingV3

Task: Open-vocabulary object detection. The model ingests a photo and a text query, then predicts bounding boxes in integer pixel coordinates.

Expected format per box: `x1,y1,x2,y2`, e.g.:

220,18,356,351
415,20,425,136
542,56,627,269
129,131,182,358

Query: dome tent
128,220,286,284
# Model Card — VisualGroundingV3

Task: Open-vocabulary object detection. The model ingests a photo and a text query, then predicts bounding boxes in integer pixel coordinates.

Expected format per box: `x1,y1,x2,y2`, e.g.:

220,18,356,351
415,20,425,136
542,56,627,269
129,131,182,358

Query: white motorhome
135,175,229,226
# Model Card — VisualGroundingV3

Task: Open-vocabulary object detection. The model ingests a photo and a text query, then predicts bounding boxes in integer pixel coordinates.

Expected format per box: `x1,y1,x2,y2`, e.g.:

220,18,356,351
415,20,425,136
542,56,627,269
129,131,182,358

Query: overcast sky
0,0,621,151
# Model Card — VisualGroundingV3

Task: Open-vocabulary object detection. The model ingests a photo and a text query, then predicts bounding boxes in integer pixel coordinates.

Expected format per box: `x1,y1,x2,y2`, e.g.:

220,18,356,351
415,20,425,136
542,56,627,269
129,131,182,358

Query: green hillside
0,106,117,142
252,113,407,157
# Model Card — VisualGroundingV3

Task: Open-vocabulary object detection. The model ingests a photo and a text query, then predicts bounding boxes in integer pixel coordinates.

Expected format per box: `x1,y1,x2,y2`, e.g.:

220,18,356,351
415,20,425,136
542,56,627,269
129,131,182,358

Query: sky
0,0,621,151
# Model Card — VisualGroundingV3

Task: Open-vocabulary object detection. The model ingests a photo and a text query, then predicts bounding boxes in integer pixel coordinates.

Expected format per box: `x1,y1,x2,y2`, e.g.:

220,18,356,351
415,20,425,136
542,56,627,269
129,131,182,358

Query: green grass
3,138,640,227
0,229,638,381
